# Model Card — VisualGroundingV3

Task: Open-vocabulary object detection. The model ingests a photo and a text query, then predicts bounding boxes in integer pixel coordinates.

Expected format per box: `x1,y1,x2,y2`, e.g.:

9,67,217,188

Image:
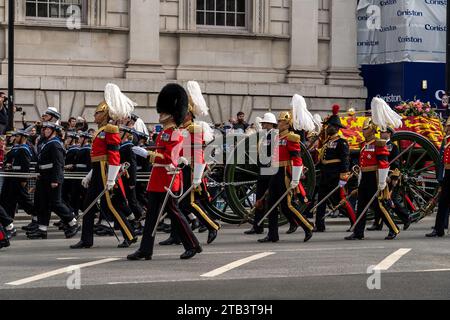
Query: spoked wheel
223,133,316,226
366,131,441,223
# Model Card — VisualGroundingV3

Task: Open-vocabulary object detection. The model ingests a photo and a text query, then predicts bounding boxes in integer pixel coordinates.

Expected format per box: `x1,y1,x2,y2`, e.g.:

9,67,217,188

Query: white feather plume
104,83,136,120
291,94,316,132
187,81,209,117
195,120,214,144
371,97,403,131
134,118,149,135
255,117,263,132
313,114,323,133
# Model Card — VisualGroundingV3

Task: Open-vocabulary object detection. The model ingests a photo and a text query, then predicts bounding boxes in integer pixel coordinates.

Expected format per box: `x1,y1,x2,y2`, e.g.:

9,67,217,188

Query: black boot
70,241,93,249
345,233,364,240
127,250,151,261
159,237,181,246
191,219,200,231
385,231,398,240
258,236,279,243
64,224,81,239
426,229,444,238
22,221,39,232
198,225,208,233
26,229,48,240
304,230,313,242
403,218,412,231
118,237,138,248
180,246,202,260
244,227,264,235
207,230,218,244
286,223,298,234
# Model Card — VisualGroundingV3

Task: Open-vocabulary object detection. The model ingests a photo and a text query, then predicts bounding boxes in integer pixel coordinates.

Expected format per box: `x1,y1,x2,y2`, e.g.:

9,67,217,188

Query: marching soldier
134,130,151,212
70,84,138,249
26,123,80,239
315,105,355,232
427,118,450,238
367,127,411,231
127,83,202,261
346,98,402,241
0,130,35,236
244,113,277,235
258,95,314,243
178,80,219,244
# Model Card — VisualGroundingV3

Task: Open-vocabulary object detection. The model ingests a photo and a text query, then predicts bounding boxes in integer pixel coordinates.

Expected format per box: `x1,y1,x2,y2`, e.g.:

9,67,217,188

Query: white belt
39,164,54,170
12,166,22,170
75,164,88,168
136,166,143,170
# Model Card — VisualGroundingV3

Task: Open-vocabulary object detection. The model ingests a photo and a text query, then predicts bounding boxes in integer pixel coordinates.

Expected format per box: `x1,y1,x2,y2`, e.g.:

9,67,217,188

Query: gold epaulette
187,124,202,134
375,139,387,147
104,124,119,134
287,132,300,143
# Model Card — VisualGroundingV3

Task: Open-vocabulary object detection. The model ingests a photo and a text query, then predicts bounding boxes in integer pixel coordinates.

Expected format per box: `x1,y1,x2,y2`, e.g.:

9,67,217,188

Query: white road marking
374,248,411,271
419,268,450,273
201,252,275,278
56,257,82,261
6,258,120,286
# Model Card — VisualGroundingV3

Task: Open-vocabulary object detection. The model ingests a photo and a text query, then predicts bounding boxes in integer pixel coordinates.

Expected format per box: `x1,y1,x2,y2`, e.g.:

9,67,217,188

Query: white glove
106,165,121,191
178,156,189,167
339,180,347,188
378,168,389,191
132,146,149,158
81,170,92,189
193,163,206,187
290,166,303,189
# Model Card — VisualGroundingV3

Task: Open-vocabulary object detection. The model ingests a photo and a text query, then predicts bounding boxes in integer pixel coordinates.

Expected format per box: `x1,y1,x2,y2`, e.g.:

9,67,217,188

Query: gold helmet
95,101,109,114
362,117,378,131
278,111,292,125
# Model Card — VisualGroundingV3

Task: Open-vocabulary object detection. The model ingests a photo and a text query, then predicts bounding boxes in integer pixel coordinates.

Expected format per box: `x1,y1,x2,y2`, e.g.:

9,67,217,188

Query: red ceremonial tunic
147,126,183,193
359,139,389,170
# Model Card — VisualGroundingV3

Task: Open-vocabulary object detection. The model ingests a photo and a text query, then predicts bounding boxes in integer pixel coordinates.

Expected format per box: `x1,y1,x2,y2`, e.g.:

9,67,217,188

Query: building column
125,0,165,79
327,0,363,86
286,0,324,84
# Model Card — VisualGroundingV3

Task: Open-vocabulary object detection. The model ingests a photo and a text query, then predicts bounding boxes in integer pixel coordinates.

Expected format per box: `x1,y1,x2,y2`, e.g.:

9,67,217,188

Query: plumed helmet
156,83,189,127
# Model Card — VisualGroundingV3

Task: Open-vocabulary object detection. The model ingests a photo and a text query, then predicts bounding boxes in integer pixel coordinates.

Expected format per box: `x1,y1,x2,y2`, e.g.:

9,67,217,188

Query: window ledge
5,21,129,33
162,29,290,40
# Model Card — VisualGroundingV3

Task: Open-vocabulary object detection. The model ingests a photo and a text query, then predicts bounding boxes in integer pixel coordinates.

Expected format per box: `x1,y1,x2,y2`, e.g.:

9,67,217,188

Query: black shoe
22,222,39,232
198,225,208,233
6,228,17,239
304,230,313,242
159,237,181,246
345,233,364,240
313,226,325,233
118,237,138,248
426,230,444,238
367,224,383,231
64,224,81,239
258,236,279,243
244,228,264,235
127,250,151,261
95,225,115,237
180,246,202,260
191,219,200,231
385,232,398,240
70,241,93,249
207,230,218,244
403,218,412,231
27,229,47,240
0,238,10,249
286,224,298,234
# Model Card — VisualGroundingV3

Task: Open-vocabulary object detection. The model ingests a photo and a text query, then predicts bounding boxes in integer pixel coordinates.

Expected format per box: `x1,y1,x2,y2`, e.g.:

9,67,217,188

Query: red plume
332,104,340,115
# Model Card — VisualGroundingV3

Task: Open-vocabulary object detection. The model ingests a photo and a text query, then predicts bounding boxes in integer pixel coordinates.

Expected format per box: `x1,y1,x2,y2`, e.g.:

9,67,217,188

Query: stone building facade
0,0,366,126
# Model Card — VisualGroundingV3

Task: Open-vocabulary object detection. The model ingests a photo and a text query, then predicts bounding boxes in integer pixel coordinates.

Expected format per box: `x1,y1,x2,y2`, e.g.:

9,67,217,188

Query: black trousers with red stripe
139,192,200,256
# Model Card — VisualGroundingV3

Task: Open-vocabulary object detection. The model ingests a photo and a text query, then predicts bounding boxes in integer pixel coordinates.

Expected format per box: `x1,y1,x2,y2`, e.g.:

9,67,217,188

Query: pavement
1,216,450,300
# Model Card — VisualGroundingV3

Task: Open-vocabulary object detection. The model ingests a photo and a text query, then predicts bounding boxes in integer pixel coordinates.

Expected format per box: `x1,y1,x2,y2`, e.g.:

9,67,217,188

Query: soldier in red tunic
258,95,315,243
127,84,201,261
346,98,402,240
71,84,137,249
